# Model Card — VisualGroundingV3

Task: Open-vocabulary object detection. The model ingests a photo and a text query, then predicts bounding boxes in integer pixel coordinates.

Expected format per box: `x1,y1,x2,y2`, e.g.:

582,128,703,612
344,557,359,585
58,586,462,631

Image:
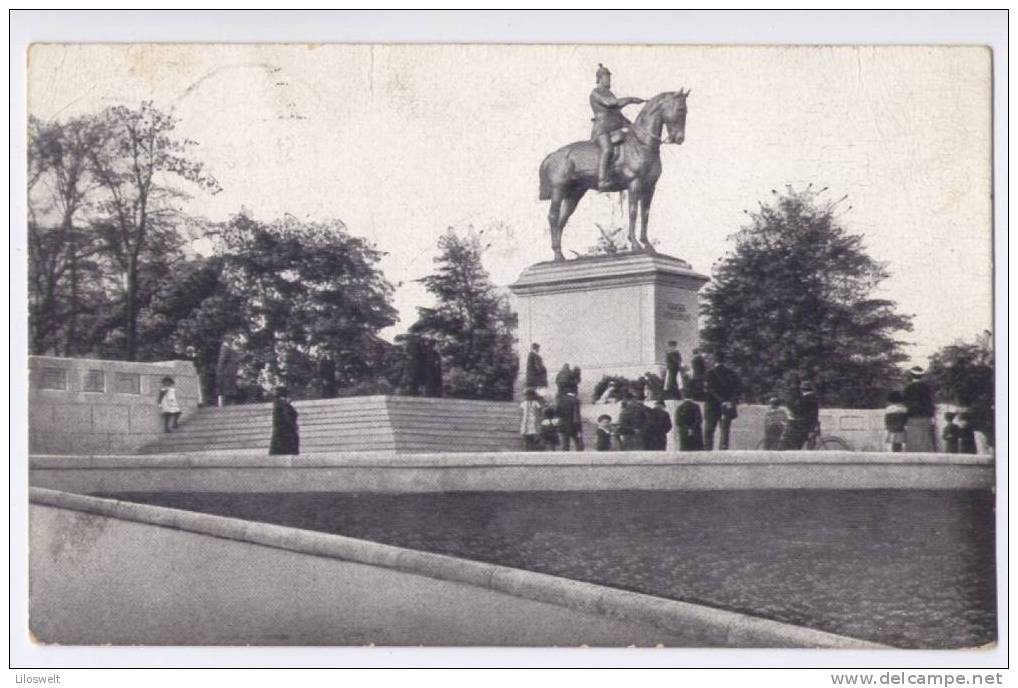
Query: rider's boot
597,148,613,191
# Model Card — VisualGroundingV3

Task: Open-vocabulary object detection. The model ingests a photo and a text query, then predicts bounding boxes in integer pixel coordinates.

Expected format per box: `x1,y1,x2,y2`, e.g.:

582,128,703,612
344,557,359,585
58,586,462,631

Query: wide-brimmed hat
907,366,925,378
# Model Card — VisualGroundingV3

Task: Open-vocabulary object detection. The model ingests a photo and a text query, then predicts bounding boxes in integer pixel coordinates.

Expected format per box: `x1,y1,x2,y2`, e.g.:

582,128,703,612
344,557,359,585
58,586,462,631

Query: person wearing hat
902,366,936,452
269,386,300,455
782,380,820,450
662,341,683,400
590,64,645,191
704,351,742,450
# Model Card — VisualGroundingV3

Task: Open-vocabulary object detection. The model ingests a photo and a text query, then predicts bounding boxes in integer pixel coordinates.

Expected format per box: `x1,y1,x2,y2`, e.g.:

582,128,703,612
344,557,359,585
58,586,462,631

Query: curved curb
30,487,889,649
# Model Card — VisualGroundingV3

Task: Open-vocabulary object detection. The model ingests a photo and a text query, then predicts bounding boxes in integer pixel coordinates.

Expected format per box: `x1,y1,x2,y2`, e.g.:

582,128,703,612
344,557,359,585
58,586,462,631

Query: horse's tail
538,153,554,200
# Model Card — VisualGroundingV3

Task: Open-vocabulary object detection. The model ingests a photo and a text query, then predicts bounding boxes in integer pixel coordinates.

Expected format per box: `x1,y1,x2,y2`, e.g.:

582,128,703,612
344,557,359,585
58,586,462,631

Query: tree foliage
88,102,220,359
27,105,421,403
167,213,399,400
926,331,994,446
27,115,110,355
700,187,913,408
27,104,219,360
410,228,518,400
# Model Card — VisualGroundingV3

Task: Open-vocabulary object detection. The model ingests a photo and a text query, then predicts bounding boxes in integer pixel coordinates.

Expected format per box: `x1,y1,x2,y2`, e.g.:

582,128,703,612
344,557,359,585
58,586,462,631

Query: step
177,415,517,434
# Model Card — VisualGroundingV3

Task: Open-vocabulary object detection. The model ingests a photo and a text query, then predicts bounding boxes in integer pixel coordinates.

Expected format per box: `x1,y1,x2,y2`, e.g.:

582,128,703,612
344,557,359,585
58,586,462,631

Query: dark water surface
102,489,996,648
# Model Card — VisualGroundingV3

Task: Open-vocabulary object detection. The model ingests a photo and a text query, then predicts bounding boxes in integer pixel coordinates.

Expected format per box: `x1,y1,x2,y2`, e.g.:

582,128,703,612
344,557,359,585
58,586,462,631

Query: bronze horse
538,90,689,261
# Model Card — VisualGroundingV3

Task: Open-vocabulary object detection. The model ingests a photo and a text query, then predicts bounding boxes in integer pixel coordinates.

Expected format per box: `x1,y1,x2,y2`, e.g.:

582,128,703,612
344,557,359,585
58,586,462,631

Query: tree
174,213,399,399
88,102,219,359
700,187,913,408
411,227,518,400
926,331,995,446
27,115,109,355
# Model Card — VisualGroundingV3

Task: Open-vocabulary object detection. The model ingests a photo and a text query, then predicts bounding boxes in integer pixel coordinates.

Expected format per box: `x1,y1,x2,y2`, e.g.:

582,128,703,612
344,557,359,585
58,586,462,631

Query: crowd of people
519,341,745,452
882,366,977,454
179,336,981,457
520,343,980,454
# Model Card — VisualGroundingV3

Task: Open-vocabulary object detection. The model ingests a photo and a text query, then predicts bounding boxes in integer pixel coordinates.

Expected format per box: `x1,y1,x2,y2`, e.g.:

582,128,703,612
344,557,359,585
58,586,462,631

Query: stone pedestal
508,252,709,401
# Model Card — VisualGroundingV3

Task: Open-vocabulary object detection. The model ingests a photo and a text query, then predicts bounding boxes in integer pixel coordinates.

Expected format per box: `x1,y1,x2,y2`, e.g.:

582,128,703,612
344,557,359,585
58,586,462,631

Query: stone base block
509,252,709,401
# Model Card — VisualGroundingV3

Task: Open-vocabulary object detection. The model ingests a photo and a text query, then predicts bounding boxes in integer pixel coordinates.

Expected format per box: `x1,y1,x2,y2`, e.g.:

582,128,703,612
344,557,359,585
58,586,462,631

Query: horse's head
662,89,690,145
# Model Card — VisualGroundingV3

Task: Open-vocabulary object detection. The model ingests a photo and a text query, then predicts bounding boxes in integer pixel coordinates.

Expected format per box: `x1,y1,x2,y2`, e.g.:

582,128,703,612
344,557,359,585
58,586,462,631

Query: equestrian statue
538,64,689,261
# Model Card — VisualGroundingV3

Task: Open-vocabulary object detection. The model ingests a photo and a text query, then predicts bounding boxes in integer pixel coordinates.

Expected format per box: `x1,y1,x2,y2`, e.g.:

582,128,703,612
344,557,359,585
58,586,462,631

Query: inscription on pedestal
662,302,691,322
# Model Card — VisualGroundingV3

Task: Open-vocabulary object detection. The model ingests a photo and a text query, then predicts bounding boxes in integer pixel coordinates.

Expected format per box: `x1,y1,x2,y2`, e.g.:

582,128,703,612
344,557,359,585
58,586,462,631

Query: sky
27,44,993,363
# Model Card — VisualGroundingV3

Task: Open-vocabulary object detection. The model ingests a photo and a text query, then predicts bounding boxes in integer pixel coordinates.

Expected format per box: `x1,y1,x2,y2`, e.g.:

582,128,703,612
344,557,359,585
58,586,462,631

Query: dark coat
789,392,820,429
675,400,704,451
423,342,443,397
525,351,548,389
595,427,613,451
319,356,337,398
644,406,673,450
958,426,977,454
942,423,960,453
705,364,741,417
618,401,648,435
401,336,427,393
269,399,299,455
903,380,935,418
684,375,707,402
555,394,582,435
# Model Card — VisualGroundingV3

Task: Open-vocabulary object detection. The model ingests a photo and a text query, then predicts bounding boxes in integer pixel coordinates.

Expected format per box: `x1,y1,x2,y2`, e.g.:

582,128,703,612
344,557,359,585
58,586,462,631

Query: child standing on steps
157,376,182,432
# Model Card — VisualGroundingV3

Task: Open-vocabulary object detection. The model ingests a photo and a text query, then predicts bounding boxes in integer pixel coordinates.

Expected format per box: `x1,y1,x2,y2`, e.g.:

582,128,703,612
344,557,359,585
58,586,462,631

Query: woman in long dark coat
269,387,300,455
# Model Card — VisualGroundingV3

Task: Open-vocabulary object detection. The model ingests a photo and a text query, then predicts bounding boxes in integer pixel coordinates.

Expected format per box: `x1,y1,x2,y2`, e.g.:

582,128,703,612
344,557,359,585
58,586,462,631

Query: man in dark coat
525,343,548,390
644,399,673,450
685,354,708,402
269,387,299,455
902,366,936,451
704,352,742,450
663,341,683,400
555,391,584,451
783,381,821,449
617,395,648,450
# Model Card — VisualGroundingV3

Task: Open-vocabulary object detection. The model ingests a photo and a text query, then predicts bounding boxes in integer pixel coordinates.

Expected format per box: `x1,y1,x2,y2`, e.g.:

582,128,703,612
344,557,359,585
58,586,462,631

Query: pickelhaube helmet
596,63,611,80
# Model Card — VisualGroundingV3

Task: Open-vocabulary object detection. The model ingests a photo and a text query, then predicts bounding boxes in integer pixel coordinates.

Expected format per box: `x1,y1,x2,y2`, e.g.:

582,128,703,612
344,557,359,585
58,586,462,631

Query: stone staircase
140,395,522,454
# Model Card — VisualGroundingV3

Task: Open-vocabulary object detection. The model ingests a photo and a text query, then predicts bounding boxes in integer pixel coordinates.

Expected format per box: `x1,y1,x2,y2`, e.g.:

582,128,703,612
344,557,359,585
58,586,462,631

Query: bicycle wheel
817,435,853,451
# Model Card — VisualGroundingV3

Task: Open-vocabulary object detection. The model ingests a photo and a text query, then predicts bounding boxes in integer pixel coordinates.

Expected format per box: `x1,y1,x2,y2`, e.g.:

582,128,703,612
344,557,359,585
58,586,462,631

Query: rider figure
590,64,644,191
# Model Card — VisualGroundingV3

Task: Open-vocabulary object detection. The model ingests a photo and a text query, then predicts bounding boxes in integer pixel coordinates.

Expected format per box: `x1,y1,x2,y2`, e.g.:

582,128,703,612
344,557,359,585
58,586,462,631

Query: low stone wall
29,488,883,647
29,450,994,495
28,355,201,455
582,402,988,453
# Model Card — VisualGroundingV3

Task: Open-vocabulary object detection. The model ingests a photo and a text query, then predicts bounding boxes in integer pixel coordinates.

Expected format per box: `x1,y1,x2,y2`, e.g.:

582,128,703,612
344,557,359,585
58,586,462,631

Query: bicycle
756,422,853,451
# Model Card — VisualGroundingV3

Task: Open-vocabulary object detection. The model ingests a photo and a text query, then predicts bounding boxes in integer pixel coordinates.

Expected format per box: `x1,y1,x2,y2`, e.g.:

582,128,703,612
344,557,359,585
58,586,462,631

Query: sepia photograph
10,9,1007,675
